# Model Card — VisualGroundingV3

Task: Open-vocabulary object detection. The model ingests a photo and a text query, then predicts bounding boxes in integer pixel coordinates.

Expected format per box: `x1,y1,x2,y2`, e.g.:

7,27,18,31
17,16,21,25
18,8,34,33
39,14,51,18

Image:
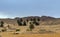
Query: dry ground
0,32,60,37
0,25,60,37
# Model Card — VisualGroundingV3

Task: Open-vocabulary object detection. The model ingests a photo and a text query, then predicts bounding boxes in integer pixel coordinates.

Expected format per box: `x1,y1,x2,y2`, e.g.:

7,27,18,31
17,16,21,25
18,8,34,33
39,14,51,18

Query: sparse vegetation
1,29,6,32
33,21,39,26
0,21,4,27
39,29,54,34
16,29,20,32
23,21,26,26
17,20,23,26
37,18,40,21
13,29,20,34
29,24,34,31
0,16,60,37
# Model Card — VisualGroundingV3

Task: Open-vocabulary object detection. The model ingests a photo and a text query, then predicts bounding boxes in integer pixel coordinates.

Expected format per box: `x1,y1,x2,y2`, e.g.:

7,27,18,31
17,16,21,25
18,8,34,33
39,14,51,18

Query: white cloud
0,12,8,18
0,15,8,18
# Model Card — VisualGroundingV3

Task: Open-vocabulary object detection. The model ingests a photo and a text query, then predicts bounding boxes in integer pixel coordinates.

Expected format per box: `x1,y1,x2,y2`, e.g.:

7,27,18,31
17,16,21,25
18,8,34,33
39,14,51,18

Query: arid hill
0,16,60,27
0,16,60,35
15,16,60,25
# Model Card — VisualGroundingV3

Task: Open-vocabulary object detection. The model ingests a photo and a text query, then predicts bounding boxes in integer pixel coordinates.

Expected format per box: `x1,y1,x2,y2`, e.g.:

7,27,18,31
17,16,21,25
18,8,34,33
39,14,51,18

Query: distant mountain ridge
15,16,56,21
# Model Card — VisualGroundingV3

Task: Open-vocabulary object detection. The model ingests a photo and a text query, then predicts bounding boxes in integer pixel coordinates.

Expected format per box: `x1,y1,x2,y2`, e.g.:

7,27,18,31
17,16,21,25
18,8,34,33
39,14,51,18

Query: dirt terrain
0,32,60,37
0,16,60,37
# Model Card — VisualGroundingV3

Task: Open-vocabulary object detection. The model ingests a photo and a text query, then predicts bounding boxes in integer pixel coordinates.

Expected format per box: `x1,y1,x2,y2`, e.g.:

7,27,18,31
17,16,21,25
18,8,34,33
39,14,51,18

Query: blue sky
0,0,60,18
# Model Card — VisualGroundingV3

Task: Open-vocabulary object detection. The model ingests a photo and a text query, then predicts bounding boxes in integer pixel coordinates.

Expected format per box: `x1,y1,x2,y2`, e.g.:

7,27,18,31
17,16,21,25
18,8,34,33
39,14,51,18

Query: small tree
0,21,4,27
17,20,22,26
23,21,26,26
37,18,40,21
29,24,34,31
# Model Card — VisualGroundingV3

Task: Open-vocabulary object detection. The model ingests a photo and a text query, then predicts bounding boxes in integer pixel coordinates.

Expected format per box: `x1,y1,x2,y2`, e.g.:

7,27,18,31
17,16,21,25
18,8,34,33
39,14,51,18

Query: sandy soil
0,32,60,37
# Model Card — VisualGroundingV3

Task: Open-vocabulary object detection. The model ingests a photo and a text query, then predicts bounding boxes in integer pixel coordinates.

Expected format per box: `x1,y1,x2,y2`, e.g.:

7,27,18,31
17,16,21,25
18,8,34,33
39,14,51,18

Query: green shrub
17,20,23,26
0,21,4,27
33,21,39,26
29,24,34,31
1,29,6,32
23,21,26,26
16,29,20,32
